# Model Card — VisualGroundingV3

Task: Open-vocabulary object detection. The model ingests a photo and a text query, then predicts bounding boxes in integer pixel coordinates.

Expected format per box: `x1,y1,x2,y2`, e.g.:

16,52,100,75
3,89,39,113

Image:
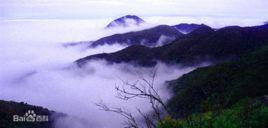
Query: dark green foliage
0,100,63,128
167,45,268,118
158,98,268,128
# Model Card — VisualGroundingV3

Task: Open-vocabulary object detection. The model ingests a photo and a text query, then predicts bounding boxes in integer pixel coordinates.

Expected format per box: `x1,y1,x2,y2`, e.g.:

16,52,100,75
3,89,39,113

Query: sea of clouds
0,17,264,127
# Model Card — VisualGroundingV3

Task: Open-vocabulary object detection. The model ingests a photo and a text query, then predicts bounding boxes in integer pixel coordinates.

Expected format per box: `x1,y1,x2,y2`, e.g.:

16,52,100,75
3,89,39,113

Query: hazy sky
1,0,268,20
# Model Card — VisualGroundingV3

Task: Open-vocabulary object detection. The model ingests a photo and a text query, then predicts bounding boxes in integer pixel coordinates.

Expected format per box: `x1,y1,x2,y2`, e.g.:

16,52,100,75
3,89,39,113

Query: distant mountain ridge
105,15,145,29
90,22,211,47
76,24,268,67
90,25,184,47
66,16,211,48
173,23,206,34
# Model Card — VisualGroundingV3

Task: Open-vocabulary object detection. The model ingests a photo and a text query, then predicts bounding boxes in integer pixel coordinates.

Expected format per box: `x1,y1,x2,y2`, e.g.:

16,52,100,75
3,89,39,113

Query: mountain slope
90,25,184,47
167,44,268,118
105,15,145,29
0,100,63,128
77,24,268,67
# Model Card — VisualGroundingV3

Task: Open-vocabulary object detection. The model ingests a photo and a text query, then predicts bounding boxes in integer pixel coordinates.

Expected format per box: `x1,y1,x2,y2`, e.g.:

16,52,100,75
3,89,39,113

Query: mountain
90,25,184,47
0,100,64,128
76,24,268,67
105,15,145,29
167,44,268,118
173,23,208,34
186,24,214,37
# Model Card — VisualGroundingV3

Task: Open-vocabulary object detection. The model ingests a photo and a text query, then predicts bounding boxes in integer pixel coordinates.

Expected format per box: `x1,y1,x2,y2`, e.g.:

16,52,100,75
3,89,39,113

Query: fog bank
0,19,210,127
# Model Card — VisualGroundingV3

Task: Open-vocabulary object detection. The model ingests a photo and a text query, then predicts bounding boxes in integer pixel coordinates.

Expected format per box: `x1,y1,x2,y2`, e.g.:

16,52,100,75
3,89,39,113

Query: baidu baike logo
13,110,48,122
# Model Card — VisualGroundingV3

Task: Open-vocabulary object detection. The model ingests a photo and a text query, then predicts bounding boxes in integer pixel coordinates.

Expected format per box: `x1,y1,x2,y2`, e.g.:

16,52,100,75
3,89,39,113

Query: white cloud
0,20,203,127
1,1,266,127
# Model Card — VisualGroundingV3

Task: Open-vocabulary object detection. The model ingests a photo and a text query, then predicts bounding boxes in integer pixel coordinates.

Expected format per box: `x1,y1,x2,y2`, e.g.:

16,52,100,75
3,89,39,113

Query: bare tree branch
96,102,139,128
136,108,156,128
96,67,170,128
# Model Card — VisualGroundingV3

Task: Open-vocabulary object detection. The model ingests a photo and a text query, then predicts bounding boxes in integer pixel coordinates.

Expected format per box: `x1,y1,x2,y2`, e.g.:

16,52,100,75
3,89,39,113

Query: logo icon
13,110,49,122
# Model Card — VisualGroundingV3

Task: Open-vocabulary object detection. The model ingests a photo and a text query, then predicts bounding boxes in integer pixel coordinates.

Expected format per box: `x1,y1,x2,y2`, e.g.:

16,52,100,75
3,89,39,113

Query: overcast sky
1,0,268,20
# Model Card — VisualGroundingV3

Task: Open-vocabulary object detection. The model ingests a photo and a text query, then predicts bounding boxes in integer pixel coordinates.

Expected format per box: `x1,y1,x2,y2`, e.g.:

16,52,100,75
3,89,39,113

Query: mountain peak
173,23,210,34
187,24,214,36
105,15,145,29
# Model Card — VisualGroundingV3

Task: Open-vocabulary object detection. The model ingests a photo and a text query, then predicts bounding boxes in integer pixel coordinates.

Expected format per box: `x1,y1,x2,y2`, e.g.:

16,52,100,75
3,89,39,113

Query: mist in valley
0,16,264,127
1,0,268,127
0,19,210,128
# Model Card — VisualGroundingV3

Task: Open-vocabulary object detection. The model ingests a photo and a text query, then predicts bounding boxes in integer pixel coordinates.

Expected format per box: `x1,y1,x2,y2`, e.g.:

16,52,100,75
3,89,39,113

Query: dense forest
160,45,268,128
